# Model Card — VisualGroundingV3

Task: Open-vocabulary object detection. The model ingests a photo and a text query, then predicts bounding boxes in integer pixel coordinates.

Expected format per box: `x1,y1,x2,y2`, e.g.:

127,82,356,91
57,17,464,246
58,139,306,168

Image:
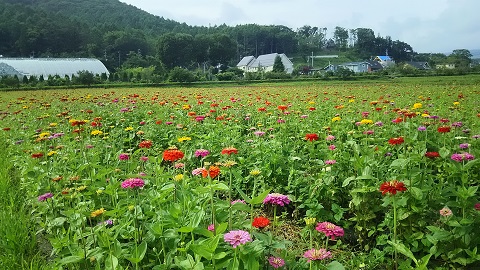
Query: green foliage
169,67,196,83
272,55,286,73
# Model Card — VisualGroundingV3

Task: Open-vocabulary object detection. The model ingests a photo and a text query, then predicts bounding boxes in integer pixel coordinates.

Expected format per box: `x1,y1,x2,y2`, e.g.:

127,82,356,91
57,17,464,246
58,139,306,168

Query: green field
1,75,479,269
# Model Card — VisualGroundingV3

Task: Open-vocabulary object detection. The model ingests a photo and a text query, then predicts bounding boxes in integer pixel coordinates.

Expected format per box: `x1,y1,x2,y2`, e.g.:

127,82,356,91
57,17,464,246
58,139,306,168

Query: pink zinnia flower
315,222,344,240
224,230,251,248
38,192,53,202
192,168,204,176
303,248,332,262
207,224,215,232
325,160,336,165
268,256,285,268
328,145,336,151
475,203,480,211
119,153,129,160
121,178,145,189
439,207,452,217
326,135,335,141
263,193,290,206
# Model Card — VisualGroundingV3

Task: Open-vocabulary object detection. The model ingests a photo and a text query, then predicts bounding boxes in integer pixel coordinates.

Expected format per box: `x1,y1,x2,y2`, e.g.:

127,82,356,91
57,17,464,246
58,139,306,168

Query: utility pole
311,51,314,68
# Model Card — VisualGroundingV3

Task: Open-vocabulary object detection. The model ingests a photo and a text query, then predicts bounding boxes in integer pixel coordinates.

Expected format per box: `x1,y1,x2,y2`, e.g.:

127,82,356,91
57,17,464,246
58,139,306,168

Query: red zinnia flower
379,180,407,195
437,126,451,133
277,105,288,111
305,133,319,141
252,217,270,228
388,137,404,145
425,152,440,159
221,147,238,155
139,140,152,149
31,152,44,158
162,149,184,162
202,166,220,179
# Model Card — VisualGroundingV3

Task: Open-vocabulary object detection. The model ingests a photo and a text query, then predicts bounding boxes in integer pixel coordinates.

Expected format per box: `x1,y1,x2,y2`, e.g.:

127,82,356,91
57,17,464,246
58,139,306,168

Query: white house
237,53,294,74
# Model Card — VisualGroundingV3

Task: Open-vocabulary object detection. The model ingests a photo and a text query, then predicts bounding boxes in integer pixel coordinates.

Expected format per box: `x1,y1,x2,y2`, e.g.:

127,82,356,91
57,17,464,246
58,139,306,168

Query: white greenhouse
0,58,109,78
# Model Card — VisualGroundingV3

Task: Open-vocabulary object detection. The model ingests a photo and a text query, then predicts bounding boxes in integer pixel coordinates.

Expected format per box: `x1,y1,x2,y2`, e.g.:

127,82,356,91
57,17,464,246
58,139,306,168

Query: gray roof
0,62,22,77
251,53,280,67
237,56,255,67
0,58,109,78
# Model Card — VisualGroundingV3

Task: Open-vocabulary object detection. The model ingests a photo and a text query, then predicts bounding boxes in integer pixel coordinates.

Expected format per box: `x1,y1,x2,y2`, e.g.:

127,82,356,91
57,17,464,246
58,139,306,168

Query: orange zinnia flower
139,140,152,149
221,147,238,155
252,217,270,228
202,166,220,178
163,149,184,162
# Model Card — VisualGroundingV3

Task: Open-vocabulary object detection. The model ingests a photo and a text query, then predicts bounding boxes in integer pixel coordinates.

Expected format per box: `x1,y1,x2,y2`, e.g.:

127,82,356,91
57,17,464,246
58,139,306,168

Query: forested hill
1,0,186,33
0,0,417,71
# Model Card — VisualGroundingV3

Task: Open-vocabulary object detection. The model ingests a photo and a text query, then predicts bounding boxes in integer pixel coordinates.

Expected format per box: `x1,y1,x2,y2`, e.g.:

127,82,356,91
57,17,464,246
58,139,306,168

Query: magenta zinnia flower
121,178,145,189
38,192,53,202
315,222,344,240
194,149,210,158
263,193,290,206
224,230,251,248
118,153,129,160
303,248,332,262
268,256,285,268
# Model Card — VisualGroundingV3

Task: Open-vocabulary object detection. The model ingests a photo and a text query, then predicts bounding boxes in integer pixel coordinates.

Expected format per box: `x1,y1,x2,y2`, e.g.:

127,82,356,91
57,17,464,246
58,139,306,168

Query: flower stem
393,195,398,270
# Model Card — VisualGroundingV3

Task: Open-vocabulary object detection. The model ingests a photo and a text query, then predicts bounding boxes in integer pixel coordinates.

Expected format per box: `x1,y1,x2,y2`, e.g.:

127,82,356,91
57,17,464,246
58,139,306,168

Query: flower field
0,77,479,269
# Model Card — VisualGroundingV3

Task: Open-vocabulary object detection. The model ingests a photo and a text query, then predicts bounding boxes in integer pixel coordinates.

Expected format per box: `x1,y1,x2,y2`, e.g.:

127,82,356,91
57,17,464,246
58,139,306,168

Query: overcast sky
121,0,479,53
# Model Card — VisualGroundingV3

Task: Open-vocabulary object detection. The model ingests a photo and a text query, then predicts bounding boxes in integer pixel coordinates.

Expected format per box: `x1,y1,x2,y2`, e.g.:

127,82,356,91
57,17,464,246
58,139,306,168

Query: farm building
373,55,395,68
237,53,294,74
0,58,109,78
337,60,383,73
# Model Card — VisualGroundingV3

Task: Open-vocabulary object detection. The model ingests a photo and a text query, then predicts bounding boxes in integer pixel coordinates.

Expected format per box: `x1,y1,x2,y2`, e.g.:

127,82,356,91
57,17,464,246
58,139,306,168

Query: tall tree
272,55,285,73
334,27,349,50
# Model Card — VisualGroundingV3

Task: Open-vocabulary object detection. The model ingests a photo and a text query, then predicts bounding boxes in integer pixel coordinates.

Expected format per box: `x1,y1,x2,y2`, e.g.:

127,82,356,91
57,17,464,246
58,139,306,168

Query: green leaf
342,176,356,187
439,147,450,158
234,187,251,204
215,222,228,234
125,241,147,264
410,187,423,200
250,188,271,205
178,226,195,233
326,260,345,270
59,255,83,265
390,158,408,169
388,241,417,264
104,255,118,270
190,235,221,260
175,254,205,270
416,253,433,270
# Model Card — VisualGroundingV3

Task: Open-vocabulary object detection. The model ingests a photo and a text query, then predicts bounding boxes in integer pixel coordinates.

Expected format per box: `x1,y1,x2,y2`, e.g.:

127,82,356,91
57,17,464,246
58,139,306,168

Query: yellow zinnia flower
91,208,106,218
304,217,317,226
360,119,373,125
124,126,133,131
249,169,261,176
413,103,422,109
177,136,192,142
331,116,341,122
173,174,184,181
91,130,103,136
